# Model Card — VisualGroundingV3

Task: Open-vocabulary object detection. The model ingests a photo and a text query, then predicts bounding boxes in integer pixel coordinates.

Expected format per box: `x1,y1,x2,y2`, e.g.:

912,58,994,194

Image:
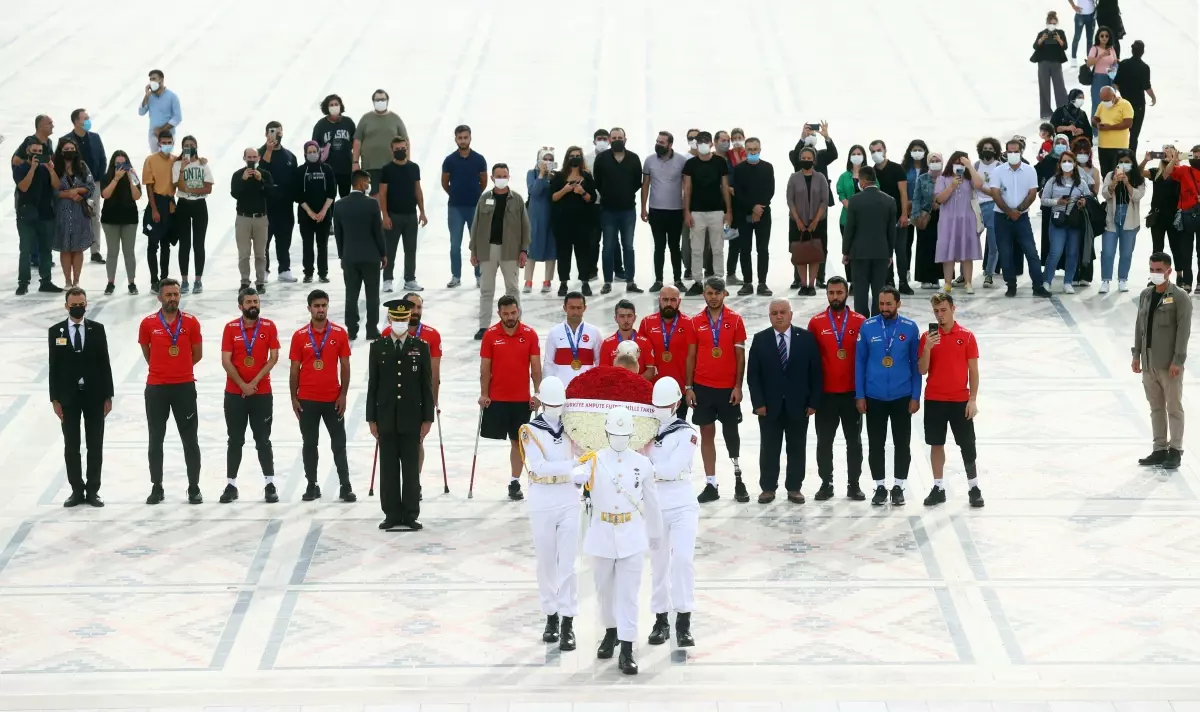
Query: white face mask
595,140,610,152
1100,100,1114,109
1149,272,1167,285
911,150,926,161
1047,23,1058,31
608,434,630,452
697,143,712,156
543,405,564,420
1073,98,1085,109
1007,152,1022,165
871,151,886,164
928,162,943,173
391,319,408,332
688,139,698,151
850,154,864,166
732,140,745,148
1119,162,1133,172
494,178,509,189
373,100,388,112
1077,154,1090,165
329,104,341,116
657,408,675,425
149,81,161,91
1061,161,1075,172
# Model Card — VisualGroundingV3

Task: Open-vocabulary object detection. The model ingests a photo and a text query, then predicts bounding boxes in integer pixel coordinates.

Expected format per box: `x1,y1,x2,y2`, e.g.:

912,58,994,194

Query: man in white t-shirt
1068,0,1096,65
171,135,215,294
988,140,1049,299
542,290,603,387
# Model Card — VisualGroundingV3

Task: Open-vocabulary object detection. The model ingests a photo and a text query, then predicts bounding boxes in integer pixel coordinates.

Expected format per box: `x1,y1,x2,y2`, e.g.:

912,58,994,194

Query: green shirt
354,111,409,171
836,171,859,226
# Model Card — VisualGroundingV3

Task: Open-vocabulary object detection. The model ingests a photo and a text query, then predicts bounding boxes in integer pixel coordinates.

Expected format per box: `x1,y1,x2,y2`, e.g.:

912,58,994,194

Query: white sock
967,477,979,489
706,475,717,486
934,479,945,490
895,479,907,490
875,481,886,489
227,478,236,488
511,475,520,482
264,476,274,485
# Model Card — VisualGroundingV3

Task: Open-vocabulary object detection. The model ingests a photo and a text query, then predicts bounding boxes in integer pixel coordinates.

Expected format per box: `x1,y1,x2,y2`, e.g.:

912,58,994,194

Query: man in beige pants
1132,252,1191,471
682,131,732,297
470,164,529,339
231,148,272,290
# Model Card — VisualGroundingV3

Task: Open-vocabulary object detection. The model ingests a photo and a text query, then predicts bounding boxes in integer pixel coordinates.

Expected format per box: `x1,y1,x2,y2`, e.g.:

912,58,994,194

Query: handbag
1050,186,1084,228
790,231,825,265
913,211,931,230
1078,63,1094,84
970,198,985,234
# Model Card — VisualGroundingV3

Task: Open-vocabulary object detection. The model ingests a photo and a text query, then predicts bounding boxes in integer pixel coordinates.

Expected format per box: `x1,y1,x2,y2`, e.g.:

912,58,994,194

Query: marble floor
1,0,1200,709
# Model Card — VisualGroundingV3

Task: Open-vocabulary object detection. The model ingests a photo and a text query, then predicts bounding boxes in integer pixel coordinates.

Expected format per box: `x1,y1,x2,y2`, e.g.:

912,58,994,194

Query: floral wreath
563,367,659,453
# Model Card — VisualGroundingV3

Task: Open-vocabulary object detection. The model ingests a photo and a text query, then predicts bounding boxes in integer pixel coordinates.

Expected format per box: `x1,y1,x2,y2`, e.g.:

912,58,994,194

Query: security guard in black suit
367,299,435,531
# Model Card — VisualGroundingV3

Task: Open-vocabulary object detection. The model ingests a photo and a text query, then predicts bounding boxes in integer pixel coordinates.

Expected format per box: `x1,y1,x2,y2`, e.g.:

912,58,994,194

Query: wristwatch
685,385,694,391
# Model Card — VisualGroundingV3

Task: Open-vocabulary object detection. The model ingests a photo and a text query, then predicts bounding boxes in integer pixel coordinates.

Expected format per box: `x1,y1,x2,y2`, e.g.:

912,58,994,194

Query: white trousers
594,553,643,642
690,210,725,279
528,504,579,617
650,504,698,614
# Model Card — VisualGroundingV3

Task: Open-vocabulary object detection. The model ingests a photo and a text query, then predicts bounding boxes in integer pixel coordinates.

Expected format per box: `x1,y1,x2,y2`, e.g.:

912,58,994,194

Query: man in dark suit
333,169,387,340
48,287,114,507
747,297,822,504
367,299,436,531
842,166,897,317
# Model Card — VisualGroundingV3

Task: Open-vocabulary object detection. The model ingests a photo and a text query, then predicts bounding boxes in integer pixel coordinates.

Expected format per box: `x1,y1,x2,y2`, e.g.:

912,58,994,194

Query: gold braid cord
578,451,598,491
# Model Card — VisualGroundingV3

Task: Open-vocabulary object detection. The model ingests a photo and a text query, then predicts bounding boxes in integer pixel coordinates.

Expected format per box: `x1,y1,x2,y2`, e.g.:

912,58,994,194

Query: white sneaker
965,279,975,294
382,279,394,293
277,270,297,283
403,280,424,292
1118,280,1129,292
1099,280,1111,294
1062,283,1075,294
447,278,461,288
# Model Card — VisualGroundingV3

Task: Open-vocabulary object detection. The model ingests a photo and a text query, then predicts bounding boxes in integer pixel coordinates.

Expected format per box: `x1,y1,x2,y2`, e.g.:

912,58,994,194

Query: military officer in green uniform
368,299,435,531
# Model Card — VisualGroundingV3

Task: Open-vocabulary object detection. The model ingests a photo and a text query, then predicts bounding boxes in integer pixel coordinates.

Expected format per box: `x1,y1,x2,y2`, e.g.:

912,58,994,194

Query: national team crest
690,434,698,445
582,334,590,342
898,334,907,341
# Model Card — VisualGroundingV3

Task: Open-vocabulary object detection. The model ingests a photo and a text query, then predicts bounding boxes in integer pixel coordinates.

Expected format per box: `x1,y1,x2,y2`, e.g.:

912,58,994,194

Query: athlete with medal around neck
542,291,602,387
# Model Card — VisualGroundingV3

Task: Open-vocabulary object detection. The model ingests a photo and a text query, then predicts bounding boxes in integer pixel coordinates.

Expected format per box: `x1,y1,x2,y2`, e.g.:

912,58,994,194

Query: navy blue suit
747,325,823,493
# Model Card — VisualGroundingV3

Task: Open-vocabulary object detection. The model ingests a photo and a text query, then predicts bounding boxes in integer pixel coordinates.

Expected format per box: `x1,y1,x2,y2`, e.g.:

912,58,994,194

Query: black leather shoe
697,483,720,503
923,486,946,507
1163,448,1183,470
188,488,203,505
968,486,986,508
733,477,750,503
814,482,835,501
379,518,402,530
890,485,906,506
1138,450,1168,466
597,628,618,659
675,611,695,647
647,612,670,645
581,282,592,296
649,281,663,293
340,484,357,502
302,482,321,501
473,328,486,340
686,282,703,296
86,493,104,507
737,283,754,296
558,282,568,297
405,519,424,530
219,484,238,504
618,641,638,675
264,482,279,503
559,616,576,651
542,613,560,643
63,492,86,508
757,284,772,296
899,284,915,296
146,484,164,505
508,481,524,501
91,253,106,264
847,483,866,501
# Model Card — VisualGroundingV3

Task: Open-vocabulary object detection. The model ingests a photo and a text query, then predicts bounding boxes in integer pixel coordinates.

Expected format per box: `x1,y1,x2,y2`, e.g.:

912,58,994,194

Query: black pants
852,258,888,316
145,194,174,284
675,399,690,423
554,219,590,283
175,199,208,278
757,403,809,493
730,211,772,284
267,204,295,273
335,173,352,198
585,223,602,280
1098,148,1120,177
343,260,380,335
379,429,421,522
837,223,854,283
1152,221,1194,285
61,391,105,496
298,399,350,485
298,209,331,279
145,383,201,487
815,391,862,484
864,396,912,482
1129,103,1146,156
383,212,419,282
887,224,914,287
648,209,684,283
224,393,274,479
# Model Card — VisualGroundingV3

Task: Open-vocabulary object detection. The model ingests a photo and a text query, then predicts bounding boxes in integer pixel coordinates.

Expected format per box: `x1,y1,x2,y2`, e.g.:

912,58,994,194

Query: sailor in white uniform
572,406,663,675
518,376,579,651
644,377,699,647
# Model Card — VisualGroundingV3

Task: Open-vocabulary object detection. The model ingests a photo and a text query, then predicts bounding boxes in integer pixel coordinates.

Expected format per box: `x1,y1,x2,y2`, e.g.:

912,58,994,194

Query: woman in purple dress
932,151,984,293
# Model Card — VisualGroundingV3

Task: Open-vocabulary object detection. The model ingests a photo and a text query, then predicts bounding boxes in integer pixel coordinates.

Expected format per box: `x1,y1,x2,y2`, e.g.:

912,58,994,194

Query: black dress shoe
146,484,165,505
1033,286,1052,298
968,486,986,508
264,482,279,503
626,282,644,294
697,483,719,503
597,628,618,659
379,518,403,530
871,485,888,506
219,484,238,504
63,492,86,507
649,281,663,292
340,484,357,502
647,612,670,645
559,616,576,651
302,482,322,501
473,328,486,340
558,282,568,297
1138,450,1168,466
733,477,750,503
1163,448,1183,470
508,481,524,501
847,483,866,501
86,493,104,507
814,482,835,501
757,284,773,296
542,613,560,643
618,641,638,674
405,519,424,530
890,485,906,506
676,611,695,647
899,284,915,296
91,253,106,264
686,282,703,296
737,283,754,296
923,486,946,507
581,282,592,296
188,488,203,504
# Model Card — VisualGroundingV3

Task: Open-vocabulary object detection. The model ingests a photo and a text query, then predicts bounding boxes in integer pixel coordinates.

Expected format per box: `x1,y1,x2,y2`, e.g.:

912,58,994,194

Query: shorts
481,400,532,441
923,399,975,447
691,383,742,427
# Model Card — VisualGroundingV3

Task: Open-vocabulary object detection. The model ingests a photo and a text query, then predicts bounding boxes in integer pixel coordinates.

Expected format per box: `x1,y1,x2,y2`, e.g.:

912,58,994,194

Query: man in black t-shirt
868,140,912,294
378,137,427,293
682,132,732,296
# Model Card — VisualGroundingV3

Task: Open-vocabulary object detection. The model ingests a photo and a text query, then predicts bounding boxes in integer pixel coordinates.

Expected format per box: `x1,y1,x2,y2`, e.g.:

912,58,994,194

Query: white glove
649,537,662,551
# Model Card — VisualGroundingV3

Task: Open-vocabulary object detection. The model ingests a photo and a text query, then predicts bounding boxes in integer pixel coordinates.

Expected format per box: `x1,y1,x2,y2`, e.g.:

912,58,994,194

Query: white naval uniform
519,415,580,617
573,448,663,642
645,417,699,615
542,321,603,388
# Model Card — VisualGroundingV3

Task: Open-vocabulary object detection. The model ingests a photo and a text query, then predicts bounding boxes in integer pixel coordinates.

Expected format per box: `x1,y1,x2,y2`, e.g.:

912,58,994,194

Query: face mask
1190,160,1200,170
981,150,996,161
394,149,407,161
390,319,407,332
68,305,86,319
687,139,698,151
543,405,564,420
1077,154,1090,165
697,143,712,156
1061,161,1075,172
928,162,943,173
798,159,814,170
1101,100,1114,109
244,308,260,320
953,164,965,176
82,119,92,132
595,140,609,152
608,434,630,452
871,151,886,164
717,141,730,151
494,178,509,189
1119,162,1133,172
747,152,761,163
373,100,388,112
804,135,818,146
654,144,669,157
63,151,77,160
1073,98,1085,109
160,144,173,154
910,150,926,161
610,139,626,152
329,105,341,116
306,152,319,163
1007,152,1022,165
656,408,675,425
1046,23,1058,31
149,81,161,91
1053,144,1067,156
850,154,864,166
1149,272,1167,285
567,155,582,167
732,140,745,148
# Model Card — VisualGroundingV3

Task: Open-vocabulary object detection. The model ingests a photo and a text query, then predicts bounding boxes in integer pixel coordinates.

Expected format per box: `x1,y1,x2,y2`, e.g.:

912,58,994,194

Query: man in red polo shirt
638,285,696,420
918,292,983,509
479,294,542,501
599,299,655,380
219,287,281,504
685,276,748,503
138,278,204,505
289,289,357,503
381,292,442,475
807,277,867,502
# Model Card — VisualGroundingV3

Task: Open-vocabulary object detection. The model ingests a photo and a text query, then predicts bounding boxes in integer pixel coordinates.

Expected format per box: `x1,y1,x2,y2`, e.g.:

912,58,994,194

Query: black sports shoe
473,328,486,340
847,483,866,501
558,282,568,297
581,282,592,296
128,283,139,295
626,282,644,294
923,486,946,507
1163,448,1182,470
686,282,703,296
150,280,160,294
1032,286,1052,298
340,484,357,502
674,280,687,292
15,283,28,296
757,284,772,296
302,482,321,501
871,485,888,506
1138,450,1168,466
146,484,165,505
104,282,115,295
601,282,613,294
542,613,560,643
649,281,663,293
264,482,279,503
38,281,63,293
508,481,524,501
733,477,750,503
187,487,203,505
697,483,720,503
814,482,835,501
1005,284,1017,297
968,486,985,508
302,274,313,283
737,283,754,296
890,485,906,506
219,484,238,504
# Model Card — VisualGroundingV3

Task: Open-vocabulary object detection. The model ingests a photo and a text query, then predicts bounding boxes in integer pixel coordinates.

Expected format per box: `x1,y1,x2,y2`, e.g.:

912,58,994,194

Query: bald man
638,285,697,419
1093,85,1134,175
231,147,273,290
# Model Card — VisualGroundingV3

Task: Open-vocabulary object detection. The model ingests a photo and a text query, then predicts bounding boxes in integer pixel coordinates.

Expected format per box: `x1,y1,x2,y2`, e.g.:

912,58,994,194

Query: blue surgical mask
747,152,761,163
82,119,92,132
159,144,174,154
1107,69,1118,79
1053,144,1067,156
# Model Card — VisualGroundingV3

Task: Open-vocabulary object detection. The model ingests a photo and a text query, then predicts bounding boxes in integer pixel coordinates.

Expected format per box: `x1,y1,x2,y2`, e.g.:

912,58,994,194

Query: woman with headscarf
524,146,557,294
1051,88,1093,140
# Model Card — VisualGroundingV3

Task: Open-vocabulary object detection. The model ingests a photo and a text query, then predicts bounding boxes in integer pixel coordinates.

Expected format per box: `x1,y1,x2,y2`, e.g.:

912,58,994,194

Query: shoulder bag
790,230,825,265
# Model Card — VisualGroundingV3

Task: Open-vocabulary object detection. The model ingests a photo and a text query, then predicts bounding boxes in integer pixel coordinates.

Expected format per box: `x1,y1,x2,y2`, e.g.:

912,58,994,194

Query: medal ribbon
410,323,423,340
564,321,584,362
706,308,724,350
307,324,331,361
158,310,182,348
662,316,679,352
240,319,262,360
882,317,897,357
826,308,848,351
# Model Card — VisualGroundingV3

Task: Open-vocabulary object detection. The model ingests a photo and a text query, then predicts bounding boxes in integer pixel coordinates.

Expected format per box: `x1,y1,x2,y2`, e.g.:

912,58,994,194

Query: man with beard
138,278,204,504
638,286,697,420
381,293,442,476
219,288,281,503
808,277,867,500
480,295,542,501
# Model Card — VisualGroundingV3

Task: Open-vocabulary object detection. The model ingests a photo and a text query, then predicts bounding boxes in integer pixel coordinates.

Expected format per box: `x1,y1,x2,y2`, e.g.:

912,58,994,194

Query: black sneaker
733,478,750,503
1163,448,1183,470
968,486,986,508
871,485,888,506
686,282,703,296
340,484,357,502
219,484,238,504
150,280,160,295
1032,286,1052,298
757,284,773,296
91,253,106,264
891,485,906,506
581,282,592,296
1138,450,1168,466
474,328,486,340
187,487,203,504
104,282,115,295
1005,284,1017,297
303,274,313,283
302,482,321,501
128,283,139,295
601,282,613,294
649,281,663,293
899,284,915,296
255,283,266,294
684,270,694,281
923,486,946,507
264,482,279,503
318,275,330,283
674,280,687,292
146,484,165,504
814,482,835,501
15,283,27,296
737,283,754,296
508,481,524,501
558,282,568,297
38,281,63,293
847,483,866,501
816,279,827,290
626,282,644,293
983,275,994,288
790,278,801,289
697,483,720,503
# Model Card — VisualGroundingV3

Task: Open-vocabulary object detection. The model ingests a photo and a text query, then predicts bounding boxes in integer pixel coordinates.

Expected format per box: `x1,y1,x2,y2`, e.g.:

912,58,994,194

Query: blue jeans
601,208,637,283
1090,73,1113,126
1072,12,1095,59
1102,203,1139,281
16,217,53,285
447,204,480,280
980,201,999,276
994,212,1043,288
1043,222,1082,286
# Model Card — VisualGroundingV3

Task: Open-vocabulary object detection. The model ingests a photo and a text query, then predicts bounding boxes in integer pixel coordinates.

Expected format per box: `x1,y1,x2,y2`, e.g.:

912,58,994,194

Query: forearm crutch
468,407,483,499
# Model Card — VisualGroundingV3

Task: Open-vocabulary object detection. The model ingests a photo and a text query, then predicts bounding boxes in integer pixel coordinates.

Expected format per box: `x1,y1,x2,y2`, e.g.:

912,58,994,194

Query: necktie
73,324,83,353
777,331,788,368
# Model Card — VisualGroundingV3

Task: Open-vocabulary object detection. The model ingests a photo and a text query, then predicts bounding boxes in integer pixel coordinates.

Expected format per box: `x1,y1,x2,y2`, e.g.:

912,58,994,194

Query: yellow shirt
1095,98,1135,149
142,153,178,197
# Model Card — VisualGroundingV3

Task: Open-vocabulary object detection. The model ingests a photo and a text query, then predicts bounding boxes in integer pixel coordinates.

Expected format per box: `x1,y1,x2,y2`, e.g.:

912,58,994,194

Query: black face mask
68,305,86,319
798,159,814,170
394,149,407,161
654,144,669,157
1191,160,1200,171
610,140,626,152
981,150,995,161
567,156,582,167
243,307,260,320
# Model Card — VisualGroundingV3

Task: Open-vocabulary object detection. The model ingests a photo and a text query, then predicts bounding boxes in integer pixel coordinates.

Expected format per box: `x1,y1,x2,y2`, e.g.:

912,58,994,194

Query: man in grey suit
1132,252,1191,471
334,170,387,340
841,166,897,317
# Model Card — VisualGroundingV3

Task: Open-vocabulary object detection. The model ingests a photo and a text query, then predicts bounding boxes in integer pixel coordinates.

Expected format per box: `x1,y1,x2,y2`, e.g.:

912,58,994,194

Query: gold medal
662,351,673,363
313,359,325,371
837,348,847,360
882,356,894,368
711,347,723,358
243,356,255,367
571,359,582,370
167,345,180,357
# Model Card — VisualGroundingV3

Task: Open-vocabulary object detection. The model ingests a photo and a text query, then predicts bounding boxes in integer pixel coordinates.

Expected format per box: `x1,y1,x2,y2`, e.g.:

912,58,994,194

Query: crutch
368,441,379,496
468,408,483,498
436,408,450,494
